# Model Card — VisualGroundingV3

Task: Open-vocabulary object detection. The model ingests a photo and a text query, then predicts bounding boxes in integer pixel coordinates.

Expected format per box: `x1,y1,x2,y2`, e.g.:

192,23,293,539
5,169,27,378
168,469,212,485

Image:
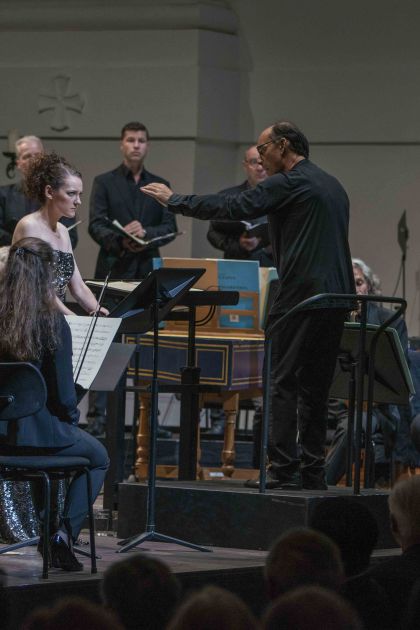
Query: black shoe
50,534,83,572
302,471,328,490
244,470,302,490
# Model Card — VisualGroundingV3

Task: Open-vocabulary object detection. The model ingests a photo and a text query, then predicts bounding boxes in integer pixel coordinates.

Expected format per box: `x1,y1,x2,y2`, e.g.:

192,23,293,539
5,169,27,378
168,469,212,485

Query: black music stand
330,322,414,490
257,293,407,495
112,267,212,554
398,210,409,300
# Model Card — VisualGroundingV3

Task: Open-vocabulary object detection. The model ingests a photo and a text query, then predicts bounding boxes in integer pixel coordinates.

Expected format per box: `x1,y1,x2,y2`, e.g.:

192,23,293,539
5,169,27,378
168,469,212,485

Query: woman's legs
54,429,109,540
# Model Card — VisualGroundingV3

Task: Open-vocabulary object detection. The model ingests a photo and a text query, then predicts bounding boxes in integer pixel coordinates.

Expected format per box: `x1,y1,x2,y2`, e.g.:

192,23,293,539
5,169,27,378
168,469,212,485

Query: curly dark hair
0,237,60,361
24,152,81,204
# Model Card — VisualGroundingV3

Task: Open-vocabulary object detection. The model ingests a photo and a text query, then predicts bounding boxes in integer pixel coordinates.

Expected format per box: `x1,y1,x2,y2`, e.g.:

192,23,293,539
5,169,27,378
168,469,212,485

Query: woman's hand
89,306,109,317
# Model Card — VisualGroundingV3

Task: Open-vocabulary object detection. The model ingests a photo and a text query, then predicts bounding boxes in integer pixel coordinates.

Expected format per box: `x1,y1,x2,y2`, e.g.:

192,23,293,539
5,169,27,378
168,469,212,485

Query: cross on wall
38,75,84,131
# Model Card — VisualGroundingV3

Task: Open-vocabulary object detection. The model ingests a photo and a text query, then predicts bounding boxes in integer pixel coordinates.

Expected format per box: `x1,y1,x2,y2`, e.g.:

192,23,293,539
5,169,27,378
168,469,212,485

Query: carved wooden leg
221,392,239,477
135,392,151,480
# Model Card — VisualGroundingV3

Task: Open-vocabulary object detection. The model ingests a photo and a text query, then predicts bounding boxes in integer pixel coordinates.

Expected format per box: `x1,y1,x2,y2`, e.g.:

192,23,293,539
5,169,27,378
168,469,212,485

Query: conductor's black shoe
244,470,302,490
302,470,328,490
50,534,83,572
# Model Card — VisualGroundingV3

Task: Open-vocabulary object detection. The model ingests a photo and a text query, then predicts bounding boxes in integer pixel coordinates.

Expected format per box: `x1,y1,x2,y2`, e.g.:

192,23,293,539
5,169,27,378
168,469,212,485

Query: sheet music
65,316,122,389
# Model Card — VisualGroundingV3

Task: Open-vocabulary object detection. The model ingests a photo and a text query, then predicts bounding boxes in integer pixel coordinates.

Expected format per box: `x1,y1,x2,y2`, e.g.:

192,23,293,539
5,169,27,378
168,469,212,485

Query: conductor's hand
239,234,261,252
141,183,173,207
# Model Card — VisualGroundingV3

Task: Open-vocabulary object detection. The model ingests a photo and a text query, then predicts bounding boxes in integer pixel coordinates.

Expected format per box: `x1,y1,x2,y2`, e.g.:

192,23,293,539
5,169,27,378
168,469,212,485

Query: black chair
0,362,97,578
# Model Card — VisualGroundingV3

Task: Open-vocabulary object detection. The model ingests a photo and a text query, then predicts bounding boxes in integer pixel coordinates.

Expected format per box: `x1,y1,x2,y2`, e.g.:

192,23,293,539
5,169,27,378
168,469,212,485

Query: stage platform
118,479,397,551
1,536,267,628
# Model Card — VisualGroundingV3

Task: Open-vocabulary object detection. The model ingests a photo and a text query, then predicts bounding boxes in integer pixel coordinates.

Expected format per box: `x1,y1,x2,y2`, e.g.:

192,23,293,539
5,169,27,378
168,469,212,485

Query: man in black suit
88,121,177,280
142,121,355,490
0,135,78,248
207,145,273,267
87,122,177,436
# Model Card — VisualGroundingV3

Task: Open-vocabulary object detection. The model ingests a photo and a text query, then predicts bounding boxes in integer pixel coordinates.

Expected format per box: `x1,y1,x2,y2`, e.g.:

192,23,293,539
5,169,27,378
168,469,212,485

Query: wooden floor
2,534,267,588
1,534,268,627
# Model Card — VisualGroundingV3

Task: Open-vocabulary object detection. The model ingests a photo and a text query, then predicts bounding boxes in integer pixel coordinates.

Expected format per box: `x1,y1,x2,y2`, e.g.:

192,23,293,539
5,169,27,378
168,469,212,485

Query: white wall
1,0,420,331
228,0,420,333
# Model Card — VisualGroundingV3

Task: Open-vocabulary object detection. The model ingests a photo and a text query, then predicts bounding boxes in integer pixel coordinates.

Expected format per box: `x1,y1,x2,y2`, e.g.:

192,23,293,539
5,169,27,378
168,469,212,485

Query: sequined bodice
52,249,74,301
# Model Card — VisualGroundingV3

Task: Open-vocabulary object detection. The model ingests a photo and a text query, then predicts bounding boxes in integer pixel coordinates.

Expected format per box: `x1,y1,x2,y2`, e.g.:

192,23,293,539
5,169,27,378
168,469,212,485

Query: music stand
398,210,409,300
113,267,212,554
330,322,414,490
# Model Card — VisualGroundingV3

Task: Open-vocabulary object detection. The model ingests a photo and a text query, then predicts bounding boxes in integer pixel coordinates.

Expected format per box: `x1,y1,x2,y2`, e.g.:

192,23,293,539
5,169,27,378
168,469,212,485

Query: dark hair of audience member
265,527,344,600
101,554,181,630
166,585,258,630
262,586,363,630
310,497,379,576
24,151,81,205
21,597,124,630
0,237,60,361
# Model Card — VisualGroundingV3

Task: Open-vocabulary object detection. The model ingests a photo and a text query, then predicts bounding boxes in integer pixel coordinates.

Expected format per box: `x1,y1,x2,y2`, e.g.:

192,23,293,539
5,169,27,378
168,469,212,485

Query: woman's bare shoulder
12,213,43,242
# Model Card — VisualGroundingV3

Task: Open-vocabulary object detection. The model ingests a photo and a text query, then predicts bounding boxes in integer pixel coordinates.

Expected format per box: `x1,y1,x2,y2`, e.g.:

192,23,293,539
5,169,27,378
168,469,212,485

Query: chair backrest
0,362,47,420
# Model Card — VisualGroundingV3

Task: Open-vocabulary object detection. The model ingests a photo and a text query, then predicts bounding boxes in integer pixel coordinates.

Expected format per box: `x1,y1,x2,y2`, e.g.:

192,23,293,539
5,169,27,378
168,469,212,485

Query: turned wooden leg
221,393,239,477
135,393,151,480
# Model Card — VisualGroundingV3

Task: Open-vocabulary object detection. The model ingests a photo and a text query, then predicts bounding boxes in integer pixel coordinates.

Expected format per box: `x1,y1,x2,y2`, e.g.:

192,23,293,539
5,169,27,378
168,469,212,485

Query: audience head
167,585,258,630
388,475,420,550
310,497,378,576
24,152,82,207
264,527,344,600
243,145,267,187
101,554,181,630
352,258,381,296
0,237,59,361
15,135,44,177
262,586,362,630
21,596,123,630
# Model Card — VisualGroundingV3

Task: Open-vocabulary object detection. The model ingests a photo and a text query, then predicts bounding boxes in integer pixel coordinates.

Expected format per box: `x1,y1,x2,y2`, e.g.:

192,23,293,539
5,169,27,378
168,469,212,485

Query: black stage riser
118,481,397,551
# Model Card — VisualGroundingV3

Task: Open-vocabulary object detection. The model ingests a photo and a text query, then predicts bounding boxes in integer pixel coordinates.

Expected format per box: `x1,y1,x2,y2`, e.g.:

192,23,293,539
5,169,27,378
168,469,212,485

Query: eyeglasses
244,158,262,167
256,139,277,156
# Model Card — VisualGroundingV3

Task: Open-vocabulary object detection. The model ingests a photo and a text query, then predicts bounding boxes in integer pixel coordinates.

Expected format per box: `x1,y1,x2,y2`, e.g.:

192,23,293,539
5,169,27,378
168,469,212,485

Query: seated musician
325,258,416,486
0,238,109,571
